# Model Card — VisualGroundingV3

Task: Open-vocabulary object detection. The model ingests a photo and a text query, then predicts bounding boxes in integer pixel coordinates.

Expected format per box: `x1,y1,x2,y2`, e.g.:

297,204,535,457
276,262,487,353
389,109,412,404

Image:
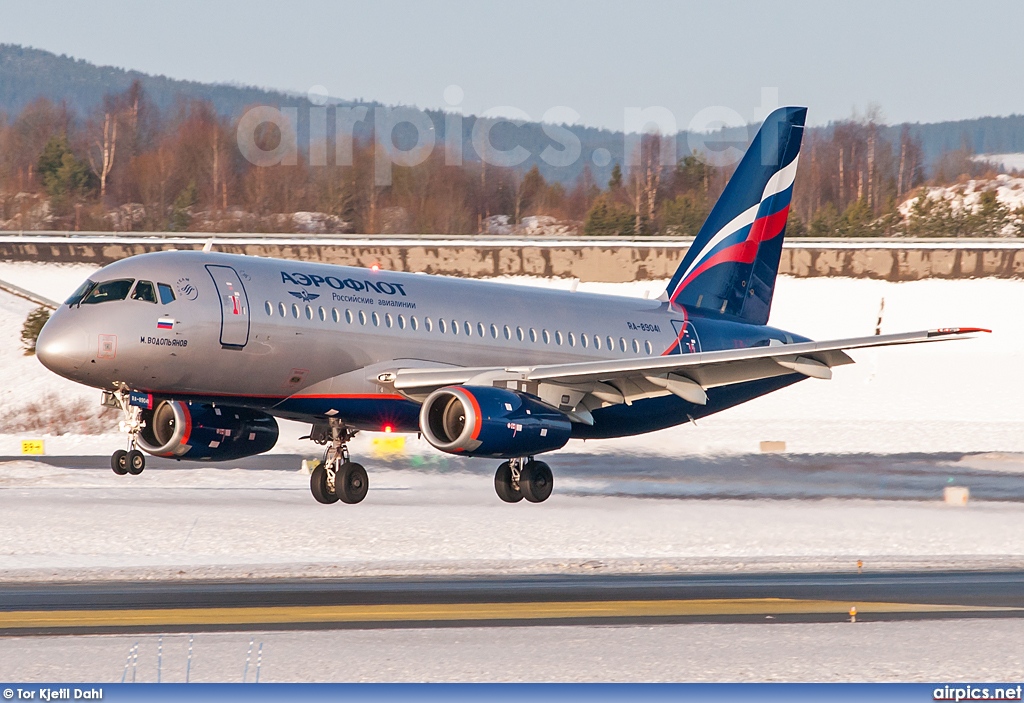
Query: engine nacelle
137,400,279,461
419,385,571,458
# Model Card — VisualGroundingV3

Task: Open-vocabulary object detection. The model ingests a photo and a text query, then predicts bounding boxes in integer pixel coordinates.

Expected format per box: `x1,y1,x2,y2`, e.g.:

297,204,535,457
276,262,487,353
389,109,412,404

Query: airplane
35,106,985,505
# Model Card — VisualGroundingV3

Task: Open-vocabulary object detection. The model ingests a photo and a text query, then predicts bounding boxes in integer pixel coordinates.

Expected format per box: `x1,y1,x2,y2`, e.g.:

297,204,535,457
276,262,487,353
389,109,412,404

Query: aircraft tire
494,461,523,503
520,460,553,503
126,450,146,475
310,465,339,504
336,462,369,504
111,450,129,475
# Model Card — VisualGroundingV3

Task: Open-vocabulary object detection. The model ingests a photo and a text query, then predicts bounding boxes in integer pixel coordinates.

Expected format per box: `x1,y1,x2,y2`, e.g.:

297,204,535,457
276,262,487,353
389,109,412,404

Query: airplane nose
36,313,90,381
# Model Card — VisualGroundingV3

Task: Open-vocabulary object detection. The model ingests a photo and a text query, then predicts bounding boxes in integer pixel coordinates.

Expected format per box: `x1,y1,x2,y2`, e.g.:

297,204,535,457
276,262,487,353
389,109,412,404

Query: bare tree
627,132,663,234
88,110,118,199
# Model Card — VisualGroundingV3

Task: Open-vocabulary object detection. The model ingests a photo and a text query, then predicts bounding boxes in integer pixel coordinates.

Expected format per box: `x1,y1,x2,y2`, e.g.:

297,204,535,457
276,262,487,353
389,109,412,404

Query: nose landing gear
105,388,147,476
308,421,369,505
494,458,553,503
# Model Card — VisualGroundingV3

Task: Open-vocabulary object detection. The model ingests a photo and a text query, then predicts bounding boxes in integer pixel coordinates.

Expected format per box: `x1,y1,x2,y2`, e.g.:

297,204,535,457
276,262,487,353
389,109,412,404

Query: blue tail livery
661,106,806,325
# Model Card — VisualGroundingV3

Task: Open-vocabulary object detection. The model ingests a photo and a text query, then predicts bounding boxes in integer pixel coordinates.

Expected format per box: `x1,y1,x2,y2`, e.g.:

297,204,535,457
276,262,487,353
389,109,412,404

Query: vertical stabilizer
661,106,806,325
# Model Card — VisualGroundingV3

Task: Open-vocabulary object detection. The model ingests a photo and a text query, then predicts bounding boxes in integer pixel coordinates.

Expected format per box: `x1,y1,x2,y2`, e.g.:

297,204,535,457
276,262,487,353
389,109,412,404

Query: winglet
927,327,992,337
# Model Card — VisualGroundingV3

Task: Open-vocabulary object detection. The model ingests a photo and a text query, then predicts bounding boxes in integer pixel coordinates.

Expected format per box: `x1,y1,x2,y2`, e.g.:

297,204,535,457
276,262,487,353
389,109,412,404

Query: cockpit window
131,280,157,303
65,280,96,307
157,283,176,305
81,279,134,305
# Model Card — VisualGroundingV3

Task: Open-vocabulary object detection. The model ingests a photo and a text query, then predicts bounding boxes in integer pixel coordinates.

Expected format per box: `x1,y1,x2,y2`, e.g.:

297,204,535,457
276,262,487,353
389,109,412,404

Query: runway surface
1,570,1022,635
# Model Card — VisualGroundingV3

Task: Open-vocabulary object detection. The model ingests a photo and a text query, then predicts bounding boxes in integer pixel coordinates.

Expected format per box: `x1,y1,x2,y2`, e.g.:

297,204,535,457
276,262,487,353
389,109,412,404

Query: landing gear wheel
336,462,369,504
310,465,339,504
520,460,553,503
111,450,128,475
494,461,523,503
126,449,146,475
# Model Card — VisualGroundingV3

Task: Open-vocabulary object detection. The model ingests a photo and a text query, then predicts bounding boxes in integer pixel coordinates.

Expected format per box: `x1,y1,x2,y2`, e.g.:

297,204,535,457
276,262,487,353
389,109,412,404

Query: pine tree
608,163,622,190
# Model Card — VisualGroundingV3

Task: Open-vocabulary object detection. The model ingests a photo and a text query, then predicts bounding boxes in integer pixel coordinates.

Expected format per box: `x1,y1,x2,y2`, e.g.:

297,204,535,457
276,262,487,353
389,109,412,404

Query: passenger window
345,309,353,323
516,326,524,342
82,279,134,305
372,312,380,326
425,317,433,332
632,339,640,354
529,328,537,343
398,315,406,329
292,303,300,319
439,318,447,333
332,308,340,323
555,330,563,345
581,334,589,348
451,320,459,335
411,316,419,331
319,306,327,322
503,325,511,340
609,336,617,352
542,329,550,344
385,313,393,328
305,305,313,320
466,322,474,336
645,340,654,355
359,310,367,325
594,335,601,350
265,301,273,316
491,324,498,339
157,283,176,305
279,302,287,317
568,332,575,347
478,322,485,337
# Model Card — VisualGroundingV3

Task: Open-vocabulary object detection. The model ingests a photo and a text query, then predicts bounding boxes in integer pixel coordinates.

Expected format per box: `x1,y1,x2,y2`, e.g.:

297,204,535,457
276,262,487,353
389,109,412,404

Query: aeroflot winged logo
280,271,409,297
289,290,320,302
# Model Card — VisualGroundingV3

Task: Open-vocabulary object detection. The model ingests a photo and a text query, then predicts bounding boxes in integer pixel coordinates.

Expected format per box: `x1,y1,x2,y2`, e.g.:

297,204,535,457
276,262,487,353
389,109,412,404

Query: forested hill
2,43,1023,185
0,44,374,119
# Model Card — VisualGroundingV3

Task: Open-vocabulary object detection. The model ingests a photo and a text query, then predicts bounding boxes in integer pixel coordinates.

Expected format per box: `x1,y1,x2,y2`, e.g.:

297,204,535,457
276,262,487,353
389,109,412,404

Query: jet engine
137,400,279,461
419,385,571,458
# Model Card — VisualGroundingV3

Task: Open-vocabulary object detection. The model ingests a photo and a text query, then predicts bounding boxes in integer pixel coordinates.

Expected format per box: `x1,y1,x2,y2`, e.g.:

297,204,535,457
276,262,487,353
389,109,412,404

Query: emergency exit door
206,265,250,347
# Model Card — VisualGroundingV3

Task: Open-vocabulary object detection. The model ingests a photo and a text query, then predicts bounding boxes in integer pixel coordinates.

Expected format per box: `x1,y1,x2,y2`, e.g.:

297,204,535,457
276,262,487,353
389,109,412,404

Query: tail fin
661,106,806,325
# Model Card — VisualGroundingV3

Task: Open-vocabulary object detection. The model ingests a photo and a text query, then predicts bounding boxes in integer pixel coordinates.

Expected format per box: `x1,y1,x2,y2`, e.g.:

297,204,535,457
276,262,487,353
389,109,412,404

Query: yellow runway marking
0,599,1015,630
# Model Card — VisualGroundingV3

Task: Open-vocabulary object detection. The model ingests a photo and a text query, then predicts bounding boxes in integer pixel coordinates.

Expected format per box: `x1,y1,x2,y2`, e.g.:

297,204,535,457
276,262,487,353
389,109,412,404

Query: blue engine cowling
137,400,279,461
419,385,571,458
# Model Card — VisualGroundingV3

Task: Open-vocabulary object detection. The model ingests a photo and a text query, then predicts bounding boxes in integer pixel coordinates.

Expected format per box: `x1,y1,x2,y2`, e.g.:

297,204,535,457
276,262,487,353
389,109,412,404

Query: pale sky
0,0,1021,130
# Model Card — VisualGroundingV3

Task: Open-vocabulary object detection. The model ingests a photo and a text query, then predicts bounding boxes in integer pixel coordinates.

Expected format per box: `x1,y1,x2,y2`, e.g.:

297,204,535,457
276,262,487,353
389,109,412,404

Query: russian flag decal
157,317,174,330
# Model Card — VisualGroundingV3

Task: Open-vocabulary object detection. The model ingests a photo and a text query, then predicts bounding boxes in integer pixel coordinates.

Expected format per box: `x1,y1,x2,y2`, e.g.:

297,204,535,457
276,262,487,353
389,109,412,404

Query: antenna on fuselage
202,239,214,253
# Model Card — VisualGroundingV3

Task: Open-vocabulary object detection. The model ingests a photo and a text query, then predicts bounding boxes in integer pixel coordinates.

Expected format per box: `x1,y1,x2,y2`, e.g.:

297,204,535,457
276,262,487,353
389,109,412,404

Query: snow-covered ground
3,620,1023,682
2,262,1023,456
2,461,1023,580
974,152,1024,173
897,174,1024,234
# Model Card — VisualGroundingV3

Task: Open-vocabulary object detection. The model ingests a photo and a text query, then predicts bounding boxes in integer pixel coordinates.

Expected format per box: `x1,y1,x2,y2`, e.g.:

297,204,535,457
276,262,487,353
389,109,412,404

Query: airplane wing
384,327,987,423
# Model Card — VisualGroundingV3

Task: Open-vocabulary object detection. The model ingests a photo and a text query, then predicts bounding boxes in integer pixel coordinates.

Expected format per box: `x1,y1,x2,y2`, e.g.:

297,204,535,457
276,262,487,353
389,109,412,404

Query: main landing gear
106,388,146,476
308,421,368,505
494,457,553,504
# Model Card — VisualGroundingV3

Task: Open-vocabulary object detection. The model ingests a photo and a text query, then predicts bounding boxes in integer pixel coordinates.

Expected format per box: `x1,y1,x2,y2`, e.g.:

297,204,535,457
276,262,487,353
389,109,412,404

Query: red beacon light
370,263,381,272
382,424,393,433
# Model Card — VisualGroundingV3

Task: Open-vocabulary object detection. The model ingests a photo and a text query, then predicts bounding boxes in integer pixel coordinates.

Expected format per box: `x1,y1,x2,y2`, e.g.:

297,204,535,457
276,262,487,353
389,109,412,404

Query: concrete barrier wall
3,235,1024,282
